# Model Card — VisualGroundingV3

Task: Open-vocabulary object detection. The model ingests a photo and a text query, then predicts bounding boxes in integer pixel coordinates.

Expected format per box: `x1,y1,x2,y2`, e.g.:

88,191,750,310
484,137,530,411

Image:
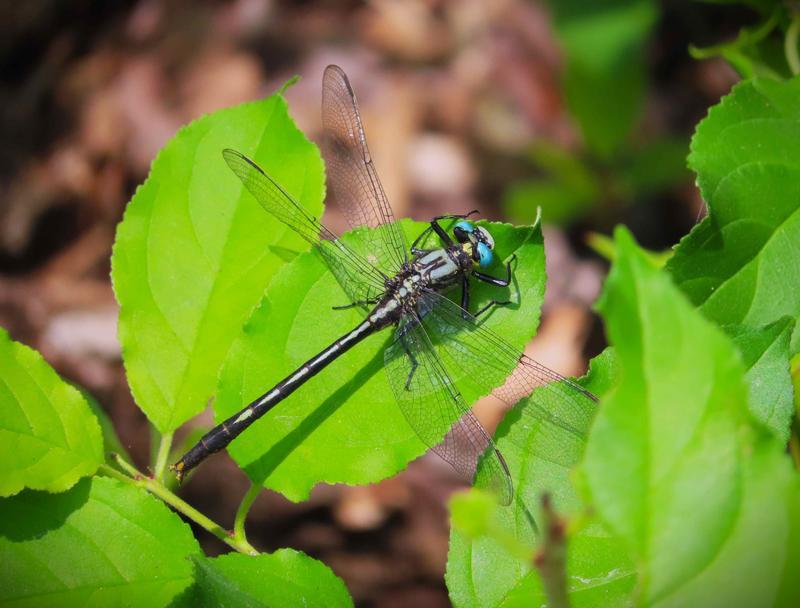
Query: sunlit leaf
729,317,794,441
215,219,545,501
668,77,800,354
446,348,635,608
0,477,201,607
112,85,324,432
173,550,353,608
0,328,103,496
583,227,800,606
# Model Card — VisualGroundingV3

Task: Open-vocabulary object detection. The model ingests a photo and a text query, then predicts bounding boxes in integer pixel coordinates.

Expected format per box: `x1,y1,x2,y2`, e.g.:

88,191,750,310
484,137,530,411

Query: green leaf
689,8,787,80
662,445,800,607
0,476,201,607
729,317,794,441
446,348,635,608
82,390,131,463
112,86,324,432
216,219,546,501
504,178,596,226
583,227,800,605
667,77,800,352
173,550,353,608
619,138,689,197
700,0,781,16
0,328,103,496
504,143,600,225
549,0,658,156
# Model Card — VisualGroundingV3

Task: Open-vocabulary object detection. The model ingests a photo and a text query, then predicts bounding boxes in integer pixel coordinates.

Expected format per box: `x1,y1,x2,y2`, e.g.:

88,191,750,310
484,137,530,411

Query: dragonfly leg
433,210,480,221
473,253,516,287
460,274,471,319
411,211,480,251
399,332,419,390
410,226,435,252
474,299,512,318
332,297,380,310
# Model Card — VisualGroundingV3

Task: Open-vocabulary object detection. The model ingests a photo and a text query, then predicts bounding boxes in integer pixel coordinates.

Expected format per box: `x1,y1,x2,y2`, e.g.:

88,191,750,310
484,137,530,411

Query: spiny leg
411,210,480,252
460,274,471,320
332,297,380,311
473,253,516,287
474,299,512,318
399,331,419,390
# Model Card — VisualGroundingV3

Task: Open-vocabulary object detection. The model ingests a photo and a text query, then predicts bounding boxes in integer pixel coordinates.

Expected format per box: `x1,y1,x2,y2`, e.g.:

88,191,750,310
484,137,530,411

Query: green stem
786,15,800,76
153,431,173,481
101,460,259,555
233,483,262,545
790,432,800,470
689,8,779,59
533,494,570,608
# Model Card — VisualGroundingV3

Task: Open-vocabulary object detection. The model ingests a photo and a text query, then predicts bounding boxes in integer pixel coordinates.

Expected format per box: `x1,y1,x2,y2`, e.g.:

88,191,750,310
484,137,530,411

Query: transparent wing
417,290,598,468
223,148,386,305
384,313,513,505
322,65,409,277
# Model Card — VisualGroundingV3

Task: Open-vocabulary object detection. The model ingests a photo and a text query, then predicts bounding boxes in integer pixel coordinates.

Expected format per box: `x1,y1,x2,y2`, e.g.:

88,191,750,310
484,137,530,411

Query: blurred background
0,1,759,605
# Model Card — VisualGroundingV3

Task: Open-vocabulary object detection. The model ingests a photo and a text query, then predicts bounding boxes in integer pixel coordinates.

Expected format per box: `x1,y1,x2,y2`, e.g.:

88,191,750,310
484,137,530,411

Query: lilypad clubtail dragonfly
172,65,597,504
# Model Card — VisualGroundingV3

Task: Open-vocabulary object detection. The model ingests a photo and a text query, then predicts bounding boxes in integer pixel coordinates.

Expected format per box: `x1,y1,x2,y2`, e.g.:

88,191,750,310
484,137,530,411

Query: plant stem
786,14,800,76
153,431,173,481
533,494,570,608
101,459,259,555
790,431,800,470
233,483,262,545
689,8,778,59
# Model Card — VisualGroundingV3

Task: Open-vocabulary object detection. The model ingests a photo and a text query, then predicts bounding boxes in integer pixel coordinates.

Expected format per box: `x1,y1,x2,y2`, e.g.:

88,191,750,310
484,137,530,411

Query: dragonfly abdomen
172,317,381,480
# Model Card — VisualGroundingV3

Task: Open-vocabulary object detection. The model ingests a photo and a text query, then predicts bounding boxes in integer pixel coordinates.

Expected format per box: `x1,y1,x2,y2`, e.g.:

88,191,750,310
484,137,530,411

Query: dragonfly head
454,221,495,268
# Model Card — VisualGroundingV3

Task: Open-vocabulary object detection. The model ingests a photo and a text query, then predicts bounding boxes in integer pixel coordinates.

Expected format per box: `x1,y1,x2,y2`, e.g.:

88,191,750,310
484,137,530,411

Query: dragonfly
172,65,597,504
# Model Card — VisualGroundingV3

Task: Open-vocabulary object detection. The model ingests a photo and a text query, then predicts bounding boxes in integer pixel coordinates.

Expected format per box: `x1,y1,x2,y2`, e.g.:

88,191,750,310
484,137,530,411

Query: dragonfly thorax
365,247,470,331
411,247,472,289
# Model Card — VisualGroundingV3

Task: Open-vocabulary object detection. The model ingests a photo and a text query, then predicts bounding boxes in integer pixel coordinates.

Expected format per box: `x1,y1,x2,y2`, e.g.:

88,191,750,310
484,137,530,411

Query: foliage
3,20,800,607
504,1,690,227
0,87,353,607
448,69,800,607
174,551,353,608
584,228,798,606
216,219,545,501
690,2,798,79
0,328,103,497
668,77,800,349
111,89,324,433
549,0,657,158
0,477,201,607
447,348,635,607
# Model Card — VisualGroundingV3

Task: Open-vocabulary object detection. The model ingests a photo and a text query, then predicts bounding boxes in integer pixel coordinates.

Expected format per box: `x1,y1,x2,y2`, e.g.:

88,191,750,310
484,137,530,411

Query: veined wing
384,313,513,505
416,290,598,467
322,65,409,277
223,149,386,305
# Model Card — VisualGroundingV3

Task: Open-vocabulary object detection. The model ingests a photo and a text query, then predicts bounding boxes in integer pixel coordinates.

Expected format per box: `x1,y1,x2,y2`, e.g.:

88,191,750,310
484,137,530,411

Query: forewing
223,148,385,305
322,65,408,276
417,290,598,466
384,314,513,505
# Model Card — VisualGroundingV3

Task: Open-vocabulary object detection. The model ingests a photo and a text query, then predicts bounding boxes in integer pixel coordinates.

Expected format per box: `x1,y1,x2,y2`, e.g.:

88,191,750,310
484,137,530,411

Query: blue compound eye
477,242,493,267
455,220,474,233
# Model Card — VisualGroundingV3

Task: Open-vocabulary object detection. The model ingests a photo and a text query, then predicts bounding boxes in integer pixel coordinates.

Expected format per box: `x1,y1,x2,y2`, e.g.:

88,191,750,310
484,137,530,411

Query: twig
533,494,570,608
233,482,262,546
786,13,800,76
101,457,259,555
152,431,173,481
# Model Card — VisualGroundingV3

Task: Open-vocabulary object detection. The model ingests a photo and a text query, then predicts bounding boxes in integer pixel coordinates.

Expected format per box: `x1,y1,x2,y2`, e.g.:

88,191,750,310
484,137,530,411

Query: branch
100,457,259,555
533,494,570,608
